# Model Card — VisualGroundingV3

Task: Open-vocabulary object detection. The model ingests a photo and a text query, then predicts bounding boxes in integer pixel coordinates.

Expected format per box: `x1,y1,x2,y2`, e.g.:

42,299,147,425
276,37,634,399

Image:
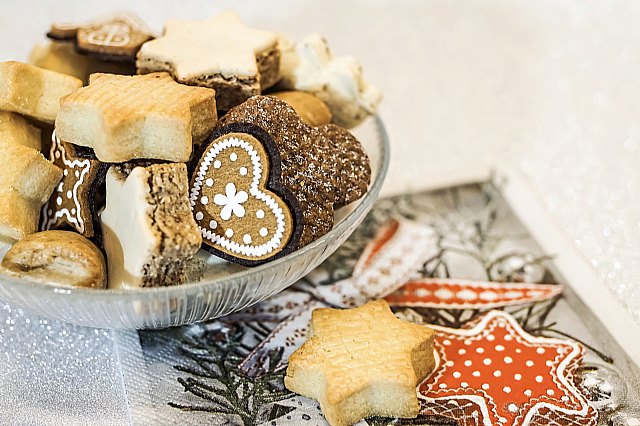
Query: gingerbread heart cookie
217,95,371,249
40,131,108,240
190,123,303,265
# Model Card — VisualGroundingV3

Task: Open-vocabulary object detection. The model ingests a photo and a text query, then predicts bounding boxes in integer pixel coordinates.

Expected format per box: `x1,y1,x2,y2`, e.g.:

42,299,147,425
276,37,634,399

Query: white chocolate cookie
279,35,382,128
101,163,202,289
137,11,280,110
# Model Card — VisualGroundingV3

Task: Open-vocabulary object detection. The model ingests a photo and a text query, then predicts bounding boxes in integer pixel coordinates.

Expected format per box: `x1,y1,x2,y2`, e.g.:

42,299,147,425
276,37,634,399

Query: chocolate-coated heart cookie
189,123,303,265
217,95,371,249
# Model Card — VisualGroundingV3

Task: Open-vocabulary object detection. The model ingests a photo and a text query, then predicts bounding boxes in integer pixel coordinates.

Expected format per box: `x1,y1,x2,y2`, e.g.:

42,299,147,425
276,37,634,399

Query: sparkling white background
0,0,639,424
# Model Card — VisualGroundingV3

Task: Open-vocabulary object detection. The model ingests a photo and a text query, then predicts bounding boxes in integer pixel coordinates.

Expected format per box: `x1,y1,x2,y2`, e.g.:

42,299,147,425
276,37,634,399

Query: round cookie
0,230,107,288
270,91,332,127
189,123,303,265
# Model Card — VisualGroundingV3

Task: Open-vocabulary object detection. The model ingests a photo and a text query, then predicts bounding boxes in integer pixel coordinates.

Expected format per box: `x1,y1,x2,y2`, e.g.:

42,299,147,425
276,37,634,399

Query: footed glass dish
0,116,389,329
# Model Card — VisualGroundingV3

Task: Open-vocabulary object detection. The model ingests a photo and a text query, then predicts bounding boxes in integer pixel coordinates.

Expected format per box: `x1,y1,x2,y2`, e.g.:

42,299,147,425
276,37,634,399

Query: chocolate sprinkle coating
217,96,371,248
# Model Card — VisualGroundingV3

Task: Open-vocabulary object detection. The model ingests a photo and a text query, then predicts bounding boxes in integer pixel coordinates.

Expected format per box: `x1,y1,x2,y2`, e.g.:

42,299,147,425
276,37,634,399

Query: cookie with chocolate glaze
48,13,154,63
190,123,303,266
40,131,108,241
216,95,371,251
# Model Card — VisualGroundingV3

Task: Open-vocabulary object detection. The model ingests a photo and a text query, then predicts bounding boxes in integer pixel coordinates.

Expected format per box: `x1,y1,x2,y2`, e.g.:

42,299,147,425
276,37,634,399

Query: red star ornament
419,310,597,426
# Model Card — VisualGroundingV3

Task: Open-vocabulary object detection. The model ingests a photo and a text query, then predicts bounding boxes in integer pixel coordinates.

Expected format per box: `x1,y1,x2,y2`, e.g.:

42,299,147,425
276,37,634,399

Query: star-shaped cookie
137,11,280,110
40,131,107,239
285,299,435,426
419,310,597,425
279,34,382,128
55,72,217,162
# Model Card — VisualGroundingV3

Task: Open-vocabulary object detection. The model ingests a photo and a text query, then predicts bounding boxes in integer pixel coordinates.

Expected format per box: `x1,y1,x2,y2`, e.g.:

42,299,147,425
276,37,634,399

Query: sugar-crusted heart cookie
40,131,108,240
217,95,371,248
285,300,436,426
190,123,303,265
137,11,280,111
55,72,217,162
279,34,382,128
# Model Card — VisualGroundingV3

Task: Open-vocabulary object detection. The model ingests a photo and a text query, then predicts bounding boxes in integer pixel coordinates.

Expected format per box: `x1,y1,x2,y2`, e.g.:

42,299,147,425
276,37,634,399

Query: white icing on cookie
279,34,382,128
41,131,92,234
87,23,131,47
190,135,288,259
101,167,157,289
138,11,278,79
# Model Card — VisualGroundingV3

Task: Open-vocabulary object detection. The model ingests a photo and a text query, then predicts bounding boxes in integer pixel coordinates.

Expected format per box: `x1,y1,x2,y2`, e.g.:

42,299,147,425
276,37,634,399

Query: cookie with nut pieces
101,163,202,289
285,299,436,426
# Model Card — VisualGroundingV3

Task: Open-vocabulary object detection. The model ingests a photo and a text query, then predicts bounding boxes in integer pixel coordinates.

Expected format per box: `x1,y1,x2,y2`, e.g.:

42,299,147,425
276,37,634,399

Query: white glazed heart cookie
189,123,303,265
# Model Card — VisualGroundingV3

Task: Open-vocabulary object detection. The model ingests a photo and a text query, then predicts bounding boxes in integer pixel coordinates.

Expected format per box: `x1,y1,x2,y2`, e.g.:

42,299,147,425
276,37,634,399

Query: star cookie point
55,72,217,162
40,131,108,239
137,11,280,110
285,299,436,426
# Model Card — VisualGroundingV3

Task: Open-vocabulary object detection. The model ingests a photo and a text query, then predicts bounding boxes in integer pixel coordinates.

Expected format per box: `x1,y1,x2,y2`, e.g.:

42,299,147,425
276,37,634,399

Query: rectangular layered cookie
101,163,202,289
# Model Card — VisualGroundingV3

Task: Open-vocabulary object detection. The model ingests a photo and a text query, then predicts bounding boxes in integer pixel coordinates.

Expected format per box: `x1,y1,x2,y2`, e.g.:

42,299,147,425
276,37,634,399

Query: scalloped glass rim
0,115,389,328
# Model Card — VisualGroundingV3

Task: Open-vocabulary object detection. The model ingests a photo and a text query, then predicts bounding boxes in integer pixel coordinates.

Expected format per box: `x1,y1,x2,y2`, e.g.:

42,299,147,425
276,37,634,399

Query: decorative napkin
0,182,637,425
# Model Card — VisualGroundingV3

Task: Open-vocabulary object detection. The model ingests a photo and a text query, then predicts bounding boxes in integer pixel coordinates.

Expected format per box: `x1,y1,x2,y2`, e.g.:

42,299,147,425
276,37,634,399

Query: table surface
1,1,639,424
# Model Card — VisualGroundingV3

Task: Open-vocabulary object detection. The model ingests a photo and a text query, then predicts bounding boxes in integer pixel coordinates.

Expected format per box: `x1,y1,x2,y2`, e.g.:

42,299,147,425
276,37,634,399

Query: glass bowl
0,116,389,329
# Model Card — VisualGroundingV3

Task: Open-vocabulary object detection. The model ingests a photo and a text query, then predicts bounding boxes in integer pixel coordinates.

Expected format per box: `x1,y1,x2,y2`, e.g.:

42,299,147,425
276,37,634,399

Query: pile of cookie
0,11,381,290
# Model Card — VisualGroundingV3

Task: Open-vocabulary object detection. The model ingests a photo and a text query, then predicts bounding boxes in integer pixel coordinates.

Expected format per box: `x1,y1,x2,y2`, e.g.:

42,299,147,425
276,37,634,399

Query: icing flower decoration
214,182,248,220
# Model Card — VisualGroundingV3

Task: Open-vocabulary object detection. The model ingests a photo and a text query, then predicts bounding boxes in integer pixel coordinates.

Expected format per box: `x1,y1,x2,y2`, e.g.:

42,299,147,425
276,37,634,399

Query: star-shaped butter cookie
137,11,280,110
285,299,435,426
40,131,108,239
55,72,217,162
